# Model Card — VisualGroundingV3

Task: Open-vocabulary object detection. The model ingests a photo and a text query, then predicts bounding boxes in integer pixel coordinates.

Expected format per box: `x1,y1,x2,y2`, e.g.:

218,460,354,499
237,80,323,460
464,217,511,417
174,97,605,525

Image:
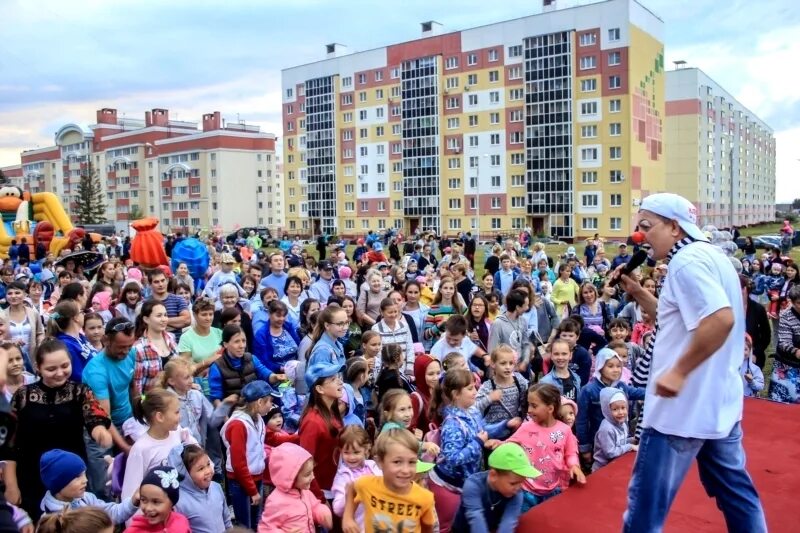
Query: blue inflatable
170,237,209,293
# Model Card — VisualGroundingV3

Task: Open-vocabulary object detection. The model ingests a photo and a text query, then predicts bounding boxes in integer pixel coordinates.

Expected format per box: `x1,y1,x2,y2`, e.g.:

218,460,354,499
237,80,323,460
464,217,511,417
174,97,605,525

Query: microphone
609,249,649,287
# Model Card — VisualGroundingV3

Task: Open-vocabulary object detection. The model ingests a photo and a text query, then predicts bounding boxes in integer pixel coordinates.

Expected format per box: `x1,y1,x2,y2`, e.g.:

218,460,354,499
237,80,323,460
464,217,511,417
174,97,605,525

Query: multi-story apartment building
666,67,775,228
281,0,665,240
1,108,276,234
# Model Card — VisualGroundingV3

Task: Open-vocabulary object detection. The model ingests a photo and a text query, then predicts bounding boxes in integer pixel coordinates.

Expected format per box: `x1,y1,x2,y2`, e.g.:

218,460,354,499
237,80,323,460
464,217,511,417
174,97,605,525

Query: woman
27,277,46,319
207,324,278,405
778,262,800,314
572,282,610,334
356,269,388,327
3,338,112,520
769,285,800,403
551,264,579,318
341,295,367,357
132,300,178,394
47,299,97,382
213,283,254,350
423,276,467,347
742,236,757,263
4,281,44,373
740,275,770,369
114,281,143,322
93,261,117,288
280,275,307,325
253,299,300,373
178,298,223,371
402,281,429,345
174,262,195,297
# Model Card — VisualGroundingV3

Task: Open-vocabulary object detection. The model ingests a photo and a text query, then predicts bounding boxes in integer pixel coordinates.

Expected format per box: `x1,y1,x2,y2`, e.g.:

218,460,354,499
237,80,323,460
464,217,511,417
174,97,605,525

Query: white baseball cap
639,193,707,242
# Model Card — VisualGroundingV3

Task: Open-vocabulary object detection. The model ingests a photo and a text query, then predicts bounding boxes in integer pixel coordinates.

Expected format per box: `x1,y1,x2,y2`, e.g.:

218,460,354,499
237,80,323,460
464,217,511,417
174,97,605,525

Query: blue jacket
307,333,346,367
577,377,644,453
253,319,301,372
570,345,592,386
494,269,519,296
452,470,524,533
58,332,98,382
435,405,485,488
539,368,582,396
207,352,273,401
169,446,232,533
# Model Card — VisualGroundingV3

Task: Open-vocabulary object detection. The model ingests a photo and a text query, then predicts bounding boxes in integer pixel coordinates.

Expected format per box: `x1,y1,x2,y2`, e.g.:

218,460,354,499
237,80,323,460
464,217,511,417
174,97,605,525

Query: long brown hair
429,368,473,421
310,305,347,344
300,375,343,437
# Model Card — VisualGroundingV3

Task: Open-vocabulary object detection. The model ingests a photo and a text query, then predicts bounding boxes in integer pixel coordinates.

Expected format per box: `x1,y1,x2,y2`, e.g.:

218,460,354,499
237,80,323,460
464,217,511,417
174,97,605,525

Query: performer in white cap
618,193,766,532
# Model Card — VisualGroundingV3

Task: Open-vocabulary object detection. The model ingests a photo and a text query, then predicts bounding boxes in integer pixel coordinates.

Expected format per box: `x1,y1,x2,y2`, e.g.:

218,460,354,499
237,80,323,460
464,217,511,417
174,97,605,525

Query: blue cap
305,360,345,390
372,242,383,252
241,380,281,402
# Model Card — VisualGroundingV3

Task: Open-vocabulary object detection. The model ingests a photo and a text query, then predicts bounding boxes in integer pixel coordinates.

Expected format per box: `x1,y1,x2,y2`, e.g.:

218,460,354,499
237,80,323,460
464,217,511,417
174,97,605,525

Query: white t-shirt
430,336,478,366
643,242,744,439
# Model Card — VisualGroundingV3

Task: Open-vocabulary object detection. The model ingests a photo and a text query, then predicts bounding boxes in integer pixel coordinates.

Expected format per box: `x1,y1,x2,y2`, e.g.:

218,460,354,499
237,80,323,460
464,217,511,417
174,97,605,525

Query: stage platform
519,398,796,532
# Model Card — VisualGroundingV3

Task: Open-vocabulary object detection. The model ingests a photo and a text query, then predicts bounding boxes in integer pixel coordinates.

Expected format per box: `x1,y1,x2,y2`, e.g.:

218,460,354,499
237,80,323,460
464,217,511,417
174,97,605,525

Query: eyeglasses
106,320,134,334
330,320,351,327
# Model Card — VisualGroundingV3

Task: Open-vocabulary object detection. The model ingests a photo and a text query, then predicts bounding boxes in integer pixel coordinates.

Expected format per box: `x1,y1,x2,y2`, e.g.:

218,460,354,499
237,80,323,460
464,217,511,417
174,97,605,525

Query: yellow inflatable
0,188,75,259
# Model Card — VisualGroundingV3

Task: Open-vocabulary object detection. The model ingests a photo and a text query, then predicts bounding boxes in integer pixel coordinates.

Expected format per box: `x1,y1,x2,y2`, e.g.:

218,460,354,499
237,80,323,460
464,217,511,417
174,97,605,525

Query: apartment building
1,108,276,234
281,0,665,240
665,67,776,228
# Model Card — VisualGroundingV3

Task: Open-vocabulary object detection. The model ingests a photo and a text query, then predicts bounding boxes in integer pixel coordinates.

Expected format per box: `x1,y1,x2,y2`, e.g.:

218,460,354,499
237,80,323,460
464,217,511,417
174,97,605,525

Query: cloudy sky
1,0,798,200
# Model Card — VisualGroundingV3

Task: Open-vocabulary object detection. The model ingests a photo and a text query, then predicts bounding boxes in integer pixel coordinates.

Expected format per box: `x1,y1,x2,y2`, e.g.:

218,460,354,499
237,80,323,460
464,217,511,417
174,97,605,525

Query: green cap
488,443,541,478
416,460,435,474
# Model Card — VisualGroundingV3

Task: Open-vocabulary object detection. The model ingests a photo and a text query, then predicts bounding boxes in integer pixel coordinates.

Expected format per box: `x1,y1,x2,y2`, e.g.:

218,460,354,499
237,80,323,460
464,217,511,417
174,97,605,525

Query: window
608,28,621,41
490,133,500,145
491,197,501,209
489,70,499,82
446,77,459,89
511,174,525,186
359,110,367,121
393,180,402,191
448,198,462,209
377,182,386,192
582,194,599,208
468,135,479,147
490,175,501,187
376,126,384,136
580,56,597,70
360,185,368,195
375,89,384,99
581,101,598,116
393,200,402,210
344,184,354,193
488,49,498,61
469,177,478,189
468,94,478,106
286,88,293,98
511,153,524,165
344,202,355,212
376,107,384,118
391,86,400,97
467,73,478,85
581,125,597,138
490,155,501,166
392,142,401,154
610,99,621,113
448,158,461,169
359,146,368,157
446,96,460,109
392,162,402,172
358,73,366,84
467,53,477,66
341,93,352,105
449,178,461,189
342,76,352,88
360,164,369,174
375,70,383,81
448,218,462,230
392,124,400,135
447,138,461,150
509,88,523,101
610,217,622,230
391,67,400,78
359,91,367,102
509,109,523,122
608,51,621,66
343,112,353,123
469,115,478,127
511,196,525,208
359,128,368,138
610,146,622,160
579,32,596,46
491,218,501,230
609,76,621,89
489,91,500,103
447,117,460,129
610,170,623,183
508,45,522,58
582,171,598,184
582,217,598,230
580,79,597,92
610,193,622,207
445,56,459,69
510,131,523,144
581,148,598,162
610,123,622,136
490,112,500,124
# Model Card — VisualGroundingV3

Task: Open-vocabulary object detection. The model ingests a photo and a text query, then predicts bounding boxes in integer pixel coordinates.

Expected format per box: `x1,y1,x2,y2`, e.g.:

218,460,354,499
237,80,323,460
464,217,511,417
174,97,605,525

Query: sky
1,0,798,201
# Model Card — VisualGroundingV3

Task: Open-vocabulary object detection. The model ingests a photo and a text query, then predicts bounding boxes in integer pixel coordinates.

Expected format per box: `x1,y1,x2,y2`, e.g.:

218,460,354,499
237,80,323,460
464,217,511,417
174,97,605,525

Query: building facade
1,108,277,235
665,67,776,228
281,0,665,240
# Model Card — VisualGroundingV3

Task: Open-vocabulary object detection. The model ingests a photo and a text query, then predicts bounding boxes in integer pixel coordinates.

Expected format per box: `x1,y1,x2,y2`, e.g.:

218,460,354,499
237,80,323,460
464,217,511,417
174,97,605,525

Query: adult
132,300,179,395
212,284,254,350
768,285,800,403
3,338,112,521
418,243,438,273
207,324,278,405
147,269,190,341
47,299,97,382
260,252,288,298
316,233,327,262
780,219,794,256
483,244,502,277
584,234,599,266
463,232,476,268
572,283,610,334
610,243,631,270
4,281,44,373
307,260,334,303
618,192,765,532
178,298,223,376
487,289,531,369
253,299,300,373
740,275,770,369
741,236,757,263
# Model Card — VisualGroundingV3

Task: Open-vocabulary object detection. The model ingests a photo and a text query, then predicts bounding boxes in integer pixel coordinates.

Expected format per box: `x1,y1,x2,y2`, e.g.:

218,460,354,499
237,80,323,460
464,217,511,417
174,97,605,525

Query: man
488,289,531,370
81,318,138,497
148,269,191,340
260,252,288,297
618,193,765,532
307,260,334,302
610,243,631,270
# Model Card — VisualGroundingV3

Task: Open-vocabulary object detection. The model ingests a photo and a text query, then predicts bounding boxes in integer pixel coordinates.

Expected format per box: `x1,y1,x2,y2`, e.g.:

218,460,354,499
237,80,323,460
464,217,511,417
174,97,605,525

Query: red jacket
298,408,343,501
264,428,300,485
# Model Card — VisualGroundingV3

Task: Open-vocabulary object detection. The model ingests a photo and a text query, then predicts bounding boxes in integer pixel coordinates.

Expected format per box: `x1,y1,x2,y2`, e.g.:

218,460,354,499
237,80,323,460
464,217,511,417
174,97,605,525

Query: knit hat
127,267,143,282
141,466,180,505
40,449,86,495
338,266,352,280
265,406,283,425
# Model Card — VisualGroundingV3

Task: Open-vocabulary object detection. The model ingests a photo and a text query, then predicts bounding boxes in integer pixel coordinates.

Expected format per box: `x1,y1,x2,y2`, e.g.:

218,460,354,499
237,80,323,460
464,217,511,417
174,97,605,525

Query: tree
792,198,800,210
128,204,144,221
74,162,107,224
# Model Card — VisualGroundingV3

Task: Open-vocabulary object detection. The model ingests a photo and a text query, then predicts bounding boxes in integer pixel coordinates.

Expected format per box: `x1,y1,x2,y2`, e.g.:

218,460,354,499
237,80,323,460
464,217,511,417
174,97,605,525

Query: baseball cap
318,260,333,270
416,460,435,474
488,443,541,478
305,360,345,390
220,253,236,264
566,246,576,256
372,242,383,252
639,193,708,242
241,380,281,402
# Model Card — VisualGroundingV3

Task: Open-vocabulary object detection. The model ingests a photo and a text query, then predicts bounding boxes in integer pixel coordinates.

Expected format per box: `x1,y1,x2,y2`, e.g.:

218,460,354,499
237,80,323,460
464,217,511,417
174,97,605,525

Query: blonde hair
490,343,517,363
158,358,193,389
379,389,411,427
374,428,420,460
339,425,371,451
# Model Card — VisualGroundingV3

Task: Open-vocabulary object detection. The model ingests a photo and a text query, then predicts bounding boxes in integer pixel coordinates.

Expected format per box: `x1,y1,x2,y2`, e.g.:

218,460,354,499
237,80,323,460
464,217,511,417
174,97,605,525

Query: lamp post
474,153,489,244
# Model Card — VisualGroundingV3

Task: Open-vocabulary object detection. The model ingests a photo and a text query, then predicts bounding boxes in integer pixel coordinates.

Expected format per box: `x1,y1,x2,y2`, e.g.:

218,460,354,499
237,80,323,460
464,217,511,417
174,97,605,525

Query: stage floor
519,398,797,532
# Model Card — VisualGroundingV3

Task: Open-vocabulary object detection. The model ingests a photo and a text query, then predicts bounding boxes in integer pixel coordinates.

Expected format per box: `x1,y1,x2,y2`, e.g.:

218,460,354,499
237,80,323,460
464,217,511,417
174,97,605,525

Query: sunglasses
106,320,134,334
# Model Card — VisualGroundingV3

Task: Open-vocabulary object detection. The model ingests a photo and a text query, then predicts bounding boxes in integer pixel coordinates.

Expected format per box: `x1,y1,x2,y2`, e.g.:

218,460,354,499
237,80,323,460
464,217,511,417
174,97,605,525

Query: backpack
484,375,527,419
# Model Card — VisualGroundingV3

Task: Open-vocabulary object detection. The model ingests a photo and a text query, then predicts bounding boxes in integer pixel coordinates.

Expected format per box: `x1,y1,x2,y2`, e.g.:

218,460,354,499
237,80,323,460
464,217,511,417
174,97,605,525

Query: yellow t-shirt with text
354,475,435,533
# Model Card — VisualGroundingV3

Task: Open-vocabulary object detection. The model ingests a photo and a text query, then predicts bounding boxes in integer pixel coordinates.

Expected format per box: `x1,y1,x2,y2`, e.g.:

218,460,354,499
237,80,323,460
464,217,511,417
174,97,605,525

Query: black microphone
608,249,649,287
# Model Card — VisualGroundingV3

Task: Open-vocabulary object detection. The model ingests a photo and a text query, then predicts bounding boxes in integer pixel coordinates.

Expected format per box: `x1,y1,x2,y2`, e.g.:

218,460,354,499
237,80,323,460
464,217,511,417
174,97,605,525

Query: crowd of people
0,205,787,532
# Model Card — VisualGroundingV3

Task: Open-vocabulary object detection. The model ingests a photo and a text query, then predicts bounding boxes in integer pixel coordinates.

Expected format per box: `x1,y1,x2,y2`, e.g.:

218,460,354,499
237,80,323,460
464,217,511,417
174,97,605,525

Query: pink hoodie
330,459,382,523
258,443,332,533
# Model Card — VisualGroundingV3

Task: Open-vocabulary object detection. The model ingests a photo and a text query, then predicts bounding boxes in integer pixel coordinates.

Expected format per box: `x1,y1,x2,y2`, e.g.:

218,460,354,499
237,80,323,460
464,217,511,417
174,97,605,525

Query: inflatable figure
170,237,210,293
130,218,168,267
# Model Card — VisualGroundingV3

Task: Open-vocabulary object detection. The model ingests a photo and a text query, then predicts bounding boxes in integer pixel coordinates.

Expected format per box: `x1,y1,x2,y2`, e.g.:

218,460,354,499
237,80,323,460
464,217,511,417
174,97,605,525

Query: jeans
521,486,561,513
229,478,262,529
624,422,766,533
83,429,111,501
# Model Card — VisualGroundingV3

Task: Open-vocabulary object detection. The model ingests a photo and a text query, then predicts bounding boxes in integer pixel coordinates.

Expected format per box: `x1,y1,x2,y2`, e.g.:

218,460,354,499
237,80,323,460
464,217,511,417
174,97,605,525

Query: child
331,426,383,525
537,270,552,300
429,369,501,533
379,389,441,456
592,387,637,472
607,340,633,384
258,442,333,532
553,318,592,386
508,384,585,511
83,312,106,351
430,314,485,374
630,307,655,346
122,389,197,502
475,344,528,438
442,351,482,389
452,443,541,533
126,466,191,532
169,444,232,533
576,347,645,464
765,262,785,318
343,428,437,533
91,289,114,324
160,358,213,446
371,297,414,376
607,318,645,375
411,355,441,434
376,343,414,403
539,339,581,400
741,333,765,397
37,507,113,533
343,357,369,427
220,380,277,529
559,397,578,431
39,449,138,524
1,341,35,401
424,277,467,346
485,291,501,321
